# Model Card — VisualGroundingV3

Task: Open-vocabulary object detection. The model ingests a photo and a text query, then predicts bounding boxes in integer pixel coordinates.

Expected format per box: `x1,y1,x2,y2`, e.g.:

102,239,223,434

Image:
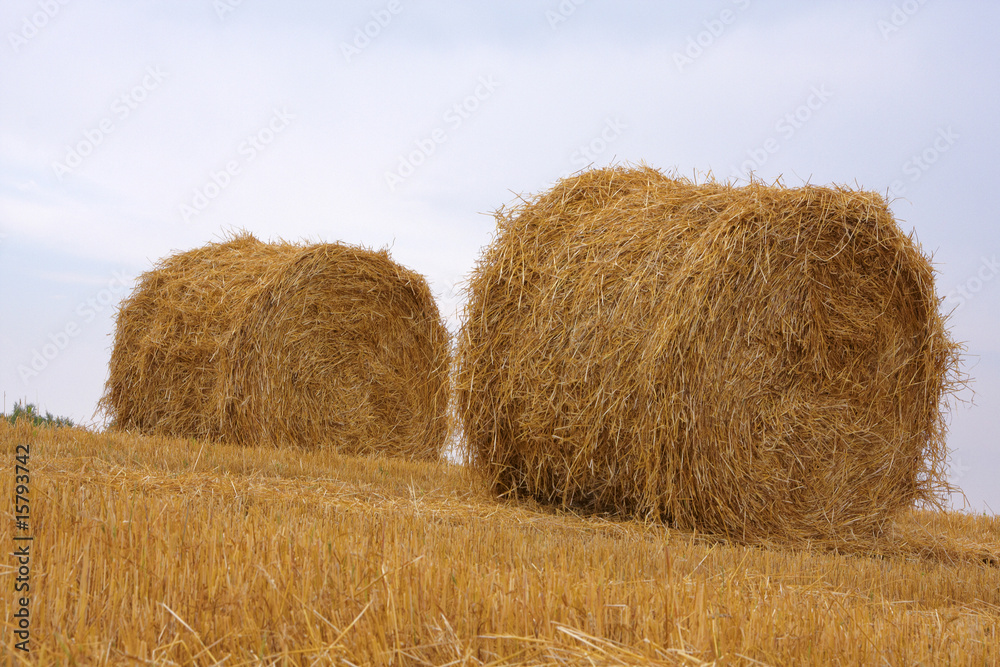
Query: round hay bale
456,166,960,539
101,233,450,459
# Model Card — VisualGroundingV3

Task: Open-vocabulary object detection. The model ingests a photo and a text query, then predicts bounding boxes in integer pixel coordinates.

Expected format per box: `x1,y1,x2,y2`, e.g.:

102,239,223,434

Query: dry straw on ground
4,420,998,664
456,165,962,540
101,233,450,458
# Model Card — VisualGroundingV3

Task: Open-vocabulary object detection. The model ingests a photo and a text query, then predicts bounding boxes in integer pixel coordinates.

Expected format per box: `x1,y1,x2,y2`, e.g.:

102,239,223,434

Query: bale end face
456,166,961,540
101,234,451,459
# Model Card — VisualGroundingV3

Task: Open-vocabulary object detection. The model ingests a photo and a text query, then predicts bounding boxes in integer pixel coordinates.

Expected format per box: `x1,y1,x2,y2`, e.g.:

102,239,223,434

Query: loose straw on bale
456,166,961,540
101,233,450,459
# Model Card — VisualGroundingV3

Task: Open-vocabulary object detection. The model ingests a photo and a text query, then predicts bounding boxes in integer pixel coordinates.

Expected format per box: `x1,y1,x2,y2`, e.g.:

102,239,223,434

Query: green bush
4,401,74,428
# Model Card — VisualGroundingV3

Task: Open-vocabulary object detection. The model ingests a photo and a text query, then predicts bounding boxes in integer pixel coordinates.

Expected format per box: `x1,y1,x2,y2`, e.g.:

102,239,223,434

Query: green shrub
4,401,74,428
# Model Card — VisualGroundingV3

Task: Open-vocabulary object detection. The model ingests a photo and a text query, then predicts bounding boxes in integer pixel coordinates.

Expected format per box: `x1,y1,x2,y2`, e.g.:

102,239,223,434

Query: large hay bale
101,234,450,459
456,166,960,539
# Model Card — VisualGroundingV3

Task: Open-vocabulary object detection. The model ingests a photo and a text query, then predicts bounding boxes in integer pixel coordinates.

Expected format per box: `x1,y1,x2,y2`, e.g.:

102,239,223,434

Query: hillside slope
1,421,997,665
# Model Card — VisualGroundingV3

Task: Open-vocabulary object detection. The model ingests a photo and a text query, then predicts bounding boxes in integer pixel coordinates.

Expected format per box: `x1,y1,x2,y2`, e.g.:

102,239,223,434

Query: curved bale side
101,234,450,459
456,166,960,540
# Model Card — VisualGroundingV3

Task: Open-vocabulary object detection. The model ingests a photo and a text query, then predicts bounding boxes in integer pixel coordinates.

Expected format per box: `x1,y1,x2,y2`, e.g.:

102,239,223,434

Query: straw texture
101,234,450,459
456,166,960,540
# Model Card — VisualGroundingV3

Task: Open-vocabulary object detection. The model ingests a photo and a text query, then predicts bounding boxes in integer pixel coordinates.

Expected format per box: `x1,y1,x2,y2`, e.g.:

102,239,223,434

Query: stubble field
2,419,998,665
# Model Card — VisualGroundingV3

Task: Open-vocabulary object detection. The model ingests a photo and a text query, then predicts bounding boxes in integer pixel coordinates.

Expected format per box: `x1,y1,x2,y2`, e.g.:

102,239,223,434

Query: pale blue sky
1,0,997,511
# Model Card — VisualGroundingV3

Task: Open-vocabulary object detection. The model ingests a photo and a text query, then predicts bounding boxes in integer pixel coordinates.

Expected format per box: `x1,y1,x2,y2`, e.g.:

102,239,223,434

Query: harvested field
457,166,962,541
100,234,450,459
1,420,997,664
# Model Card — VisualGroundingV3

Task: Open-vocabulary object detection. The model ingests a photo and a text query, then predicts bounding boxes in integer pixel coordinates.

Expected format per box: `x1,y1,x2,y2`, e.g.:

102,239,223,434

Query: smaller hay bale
101,234,450,459
456,166,961,540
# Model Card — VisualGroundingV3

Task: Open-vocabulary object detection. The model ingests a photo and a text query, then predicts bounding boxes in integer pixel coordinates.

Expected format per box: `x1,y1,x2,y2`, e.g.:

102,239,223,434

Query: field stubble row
1,420,998,665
